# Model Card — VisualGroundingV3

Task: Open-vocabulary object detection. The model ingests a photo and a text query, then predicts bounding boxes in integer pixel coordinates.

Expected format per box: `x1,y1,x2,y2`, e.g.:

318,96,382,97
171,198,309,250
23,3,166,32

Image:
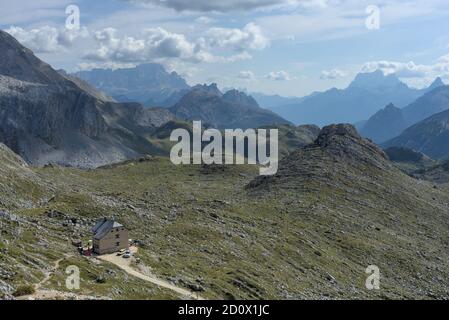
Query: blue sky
1,0,449,96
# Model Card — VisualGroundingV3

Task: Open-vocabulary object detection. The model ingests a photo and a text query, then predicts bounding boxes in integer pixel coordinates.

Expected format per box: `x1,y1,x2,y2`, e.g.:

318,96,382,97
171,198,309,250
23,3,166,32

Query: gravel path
98,247,205,300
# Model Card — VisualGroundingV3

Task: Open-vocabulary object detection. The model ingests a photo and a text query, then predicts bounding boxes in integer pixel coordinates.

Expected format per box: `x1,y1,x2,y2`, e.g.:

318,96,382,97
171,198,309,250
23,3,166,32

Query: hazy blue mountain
425,77,445,92
159,88,191,108
402,82,449,125
251,92,307,109
360,104,408,143
274,71,437,126
358,79,446,143
169,84,291,129
74,63,190,107
354,120,367,132
383,95,449,159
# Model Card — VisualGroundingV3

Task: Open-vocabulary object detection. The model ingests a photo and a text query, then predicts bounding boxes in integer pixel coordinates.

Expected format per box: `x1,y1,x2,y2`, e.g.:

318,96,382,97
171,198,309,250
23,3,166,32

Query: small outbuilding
91,218,129,255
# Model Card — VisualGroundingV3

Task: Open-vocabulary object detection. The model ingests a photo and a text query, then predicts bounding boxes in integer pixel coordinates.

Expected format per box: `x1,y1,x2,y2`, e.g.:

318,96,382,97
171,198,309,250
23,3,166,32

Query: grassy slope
1,140,449,299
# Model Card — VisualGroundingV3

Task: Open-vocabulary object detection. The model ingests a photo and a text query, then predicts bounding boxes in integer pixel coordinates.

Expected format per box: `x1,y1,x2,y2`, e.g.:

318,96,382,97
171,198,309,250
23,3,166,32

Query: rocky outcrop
248,124,391,190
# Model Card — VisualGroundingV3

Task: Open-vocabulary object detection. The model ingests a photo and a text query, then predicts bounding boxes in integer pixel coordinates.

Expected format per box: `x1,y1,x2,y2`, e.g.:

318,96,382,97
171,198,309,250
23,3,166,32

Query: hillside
247,124,449,298
0,30,175,168
360,104,408,143
58,70,116,103
402,83,449,125
2,124,449,299
383,107,449,160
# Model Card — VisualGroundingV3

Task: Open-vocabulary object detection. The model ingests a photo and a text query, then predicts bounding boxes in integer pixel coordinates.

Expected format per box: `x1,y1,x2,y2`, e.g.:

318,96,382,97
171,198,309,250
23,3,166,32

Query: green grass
1,152,449,300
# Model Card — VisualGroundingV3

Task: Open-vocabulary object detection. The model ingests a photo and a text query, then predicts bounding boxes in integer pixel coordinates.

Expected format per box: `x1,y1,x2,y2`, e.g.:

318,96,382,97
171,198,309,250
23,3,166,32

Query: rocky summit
170,84,290,129
249,124,391,190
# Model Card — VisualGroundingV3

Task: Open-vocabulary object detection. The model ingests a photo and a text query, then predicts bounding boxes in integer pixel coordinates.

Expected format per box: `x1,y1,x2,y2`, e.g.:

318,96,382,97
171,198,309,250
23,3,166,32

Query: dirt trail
37,257,64,288
18,248,205,300
98,247,205,300
17,255,92,300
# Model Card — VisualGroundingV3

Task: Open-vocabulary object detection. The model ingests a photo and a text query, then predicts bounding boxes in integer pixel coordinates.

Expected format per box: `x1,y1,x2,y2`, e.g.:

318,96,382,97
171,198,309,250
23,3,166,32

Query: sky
1,0,449,97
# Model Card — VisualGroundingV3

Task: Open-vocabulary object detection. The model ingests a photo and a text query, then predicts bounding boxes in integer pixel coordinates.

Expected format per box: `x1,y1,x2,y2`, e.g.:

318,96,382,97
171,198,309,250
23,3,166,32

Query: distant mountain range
272,70,442,126
74,63,191,107
383,95,449,159
169,84,290,129
251,92,307,109
402,78,447,124
360,80,447,144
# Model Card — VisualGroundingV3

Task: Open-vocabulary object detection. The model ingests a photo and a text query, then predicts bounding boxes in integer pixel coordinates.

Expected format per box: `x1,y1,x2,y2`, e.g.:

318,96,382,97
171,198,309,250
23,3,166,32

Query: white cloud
361,56,449,87
266,70,293,81
438,54,449,63
195,16,215,24
238,70,255,80
208,52,252,63
77,61,136,71
84,23,265,64
206,23,270,51
84,27,203,63
320,68,348,79
255,0,449,42
5,25,88,53
362,61,430,78
5,21,266,67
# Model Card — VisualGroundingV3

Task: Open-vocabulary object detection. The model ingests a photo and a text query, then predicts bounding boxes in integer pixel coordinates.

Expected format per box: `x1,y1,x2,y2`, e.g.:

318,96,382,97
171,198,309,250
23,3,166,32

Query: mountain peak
349,70,402,90
383,103,401,112
315,124,360,146
223,89,259,108
312,123,389,166
171,84,289,129
360,103,407,143
428,77,445,91
74,62,190,105
191,83,222,96
247,123,390,191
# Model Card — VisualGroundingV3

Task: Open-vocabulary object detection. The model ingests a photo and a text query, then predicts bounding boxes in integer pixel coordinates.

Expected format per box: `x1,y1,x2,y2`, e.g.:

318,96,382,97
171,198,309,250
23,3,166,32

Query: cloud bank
5,26,88,53
125,0,293,12
5,22,268,66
